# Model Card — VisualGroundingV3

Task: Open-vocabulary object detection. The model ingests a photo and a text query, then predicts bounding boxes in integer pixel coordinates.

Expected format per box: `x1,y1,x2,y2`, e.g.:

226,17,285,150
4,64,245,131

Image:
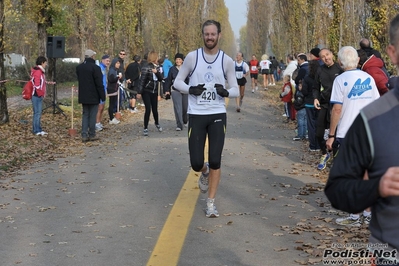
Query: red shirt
249,60,259,74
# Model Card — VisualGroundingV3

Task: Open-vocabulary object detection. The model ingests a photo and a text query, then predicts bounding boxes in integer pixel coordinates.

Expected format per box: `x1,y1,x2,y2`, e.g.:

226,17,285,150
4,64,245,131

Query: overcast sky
224,0,247,38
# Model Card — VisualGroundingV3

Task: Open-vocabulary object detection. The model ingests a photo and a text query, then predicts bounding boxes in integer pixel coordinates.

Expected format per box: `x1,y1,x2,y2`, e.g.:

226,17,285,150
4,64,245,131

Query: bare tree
0,0,9,124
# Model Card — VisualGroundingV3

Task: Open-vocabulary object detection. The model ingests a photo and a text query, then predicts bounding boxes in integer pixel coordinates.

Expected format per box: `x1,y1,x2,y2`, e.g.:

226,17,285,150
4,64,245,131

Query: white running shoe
335,215,362,227
155,124,163,132
95,123,103,131
109,118,120,125
206,198,219,218
198,163,209,193
363,214,371,225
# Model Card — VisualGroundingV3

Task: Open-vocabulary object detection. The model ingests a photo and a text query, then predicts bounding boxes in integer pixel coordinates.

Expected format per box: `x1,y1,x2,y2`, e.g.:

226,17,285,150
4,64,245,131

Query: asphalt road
0,86,332,266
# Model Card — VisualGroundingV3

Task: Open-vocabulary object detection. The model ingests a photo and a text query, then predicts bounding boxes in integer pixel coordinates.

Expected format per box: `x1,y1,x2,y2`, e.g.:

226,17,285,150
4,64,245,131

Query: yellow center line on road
147,97,230,265
146,169,200,266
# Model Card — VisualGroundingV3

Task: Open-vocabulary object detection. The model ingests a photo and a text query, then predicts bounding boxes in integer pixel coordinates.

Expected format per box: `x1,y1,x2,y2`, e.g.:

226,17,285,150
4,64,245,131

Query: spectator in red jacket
31,56,48,136
358,49,389,95
280,74,293,122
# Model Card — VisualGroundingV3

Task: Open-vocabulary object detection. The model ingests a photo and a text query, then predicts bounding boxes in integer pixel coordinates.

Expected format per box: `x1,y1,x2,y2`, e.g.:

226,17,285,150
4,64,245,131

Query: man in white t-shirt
235,52,250,112
327,46,380,227
282,54,298,87
173,20,239,218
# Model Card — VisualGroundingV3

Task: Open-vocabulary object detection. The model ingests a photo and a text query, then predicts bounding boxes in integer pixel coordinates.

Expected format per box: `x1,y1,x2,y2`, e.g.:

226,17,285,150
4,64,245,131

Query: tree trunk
76,0,87,61
38,0,53,103
0,0,9,124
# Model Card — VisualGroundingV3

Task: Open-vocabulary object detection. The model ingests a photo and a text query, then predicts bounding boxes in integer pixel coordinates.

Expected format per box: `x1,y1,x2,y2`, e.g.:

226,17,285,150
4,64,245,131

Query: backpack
291,65,300,81
22,77,34,100
293,90,305,110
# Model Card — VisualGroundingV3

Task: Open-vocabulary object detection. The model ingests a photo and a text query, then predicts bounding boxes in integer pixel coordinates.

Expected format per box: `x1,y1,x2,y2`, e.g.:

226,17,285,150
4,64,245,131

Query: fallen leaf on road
273,247,288,252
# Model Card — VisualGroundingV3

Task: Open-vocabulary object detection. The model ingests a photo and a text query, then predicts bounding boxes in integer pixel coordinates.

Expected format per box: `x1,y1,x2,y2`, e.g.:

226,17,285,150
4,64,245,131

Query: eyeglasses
120,53,126,55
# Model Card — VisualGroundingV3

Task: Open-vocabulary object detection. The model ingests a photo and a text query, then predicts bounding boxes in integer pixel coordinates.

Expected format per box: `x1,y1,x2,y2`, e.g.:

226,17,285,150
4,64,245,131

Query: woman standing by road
137,51,164,136
164,53,188,131
107,59,123,125
31,56,48,136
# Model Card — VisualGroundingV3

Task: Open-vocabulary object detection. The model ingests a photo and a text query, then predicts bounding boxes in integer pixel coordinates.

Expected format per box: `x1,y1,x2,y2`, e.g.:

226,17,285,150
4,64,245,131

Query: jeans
32,95,43,134
296,108,307,138
273,69,278,82
305,107,320,150
82,104,98,138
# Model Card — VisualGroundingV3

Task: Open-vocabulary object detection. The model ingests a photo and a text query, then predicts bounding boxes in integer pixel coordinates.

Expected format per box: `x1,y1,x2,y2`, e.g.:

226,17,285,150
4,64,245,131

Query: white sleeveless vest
187,48,227,115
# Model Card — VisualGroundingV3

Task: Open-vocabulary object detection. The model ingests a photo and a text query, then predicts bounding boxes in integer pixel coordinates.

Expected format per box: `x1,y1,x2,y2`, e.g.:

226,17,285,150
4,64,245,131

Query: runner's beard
204,38,218,50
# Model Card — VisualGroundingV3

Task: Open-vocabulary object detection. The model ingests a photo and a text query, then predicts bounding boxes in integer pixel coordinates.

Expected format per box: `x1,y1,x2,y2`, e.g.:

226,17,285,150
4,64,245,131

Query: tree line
0,0,396,124
242,0,399,69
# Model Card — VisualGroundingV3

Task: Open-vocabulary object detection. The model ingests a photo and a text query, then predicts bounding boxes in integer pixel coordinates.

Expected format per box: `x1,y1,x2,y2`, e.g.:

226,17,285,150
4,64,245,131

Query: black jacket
301,75,316,106
138,62,163,94
325,85,399,249
125,61,141,91
295,62,309,85
107,59,122,94
76,58,105,104
312,62,343,106
164,65,189,93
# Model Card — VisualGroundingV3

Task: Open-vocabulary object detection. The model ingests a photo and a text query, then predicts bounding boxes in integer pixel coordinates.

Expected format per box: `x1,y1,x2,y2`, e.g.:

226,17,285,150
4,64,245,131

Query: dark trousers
108,95,117,120
82,104,98,138
188,113,226,171
316,106,330,154
142,92,159,129
305,107,320,150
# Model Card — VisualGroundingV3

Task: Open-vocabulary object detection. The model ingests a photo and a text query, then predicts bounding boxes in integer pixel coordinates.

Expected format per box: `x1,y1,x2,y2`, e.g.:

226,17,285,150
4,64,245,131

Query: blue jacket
99,62,107,92
163,58,173,78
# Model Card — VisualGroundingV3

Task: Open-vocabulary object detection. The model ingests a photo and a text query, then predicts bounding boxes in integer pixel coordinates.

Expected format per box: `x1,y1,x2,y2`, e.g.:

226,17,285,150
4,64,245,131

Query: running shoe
363,215,371,225
95,123,103,131
206,198,219,218
317,153,330,170
155,124,163,132
109,118,120,125
198,162,209,193
292,136,301,141
335,215,362,227
143,129,148,136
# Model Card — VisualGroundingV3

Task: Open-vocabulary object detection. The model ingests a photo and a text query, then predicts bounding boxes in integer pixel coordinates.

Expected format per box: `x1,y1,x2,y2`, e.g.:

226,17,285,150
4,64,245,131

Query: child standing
293,82,307,140
280,75,293,122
